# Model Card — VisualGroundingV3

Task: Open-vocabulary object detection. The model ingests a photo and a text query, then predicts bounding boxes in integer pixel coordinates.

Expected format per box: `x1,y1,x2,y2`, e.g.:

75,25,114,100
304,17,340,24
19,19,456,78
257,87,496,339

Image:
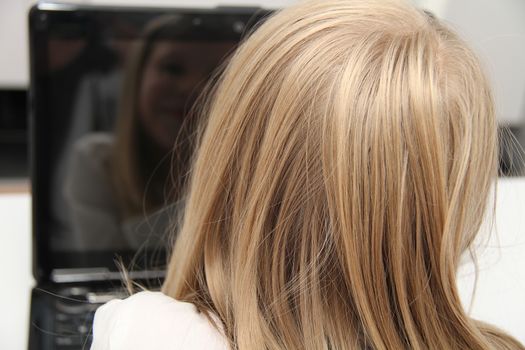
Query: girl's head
164,0,522,348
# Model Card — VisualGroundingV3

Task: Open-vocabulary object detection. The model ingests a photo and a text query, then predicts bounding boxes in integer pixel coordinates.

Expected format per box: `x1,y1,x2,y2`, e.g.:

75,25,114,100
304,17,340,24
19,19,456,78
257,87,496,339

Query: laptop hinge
51,268,165,283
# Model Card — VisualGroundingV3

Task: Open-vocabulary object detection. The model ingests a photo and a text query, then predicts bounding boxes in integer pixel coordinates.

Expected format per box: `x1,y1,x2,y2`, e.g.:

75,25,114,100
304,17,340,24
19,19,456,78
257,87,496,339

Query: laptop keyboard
53,287,127,349
54,300,97,349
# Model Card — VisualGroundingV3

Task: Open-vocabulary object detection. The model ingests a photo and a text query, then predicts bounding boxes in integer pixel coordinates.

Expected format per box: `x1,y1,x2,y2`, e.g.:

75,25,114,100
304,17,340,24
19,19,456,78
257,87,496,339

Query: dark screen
30,6,270,277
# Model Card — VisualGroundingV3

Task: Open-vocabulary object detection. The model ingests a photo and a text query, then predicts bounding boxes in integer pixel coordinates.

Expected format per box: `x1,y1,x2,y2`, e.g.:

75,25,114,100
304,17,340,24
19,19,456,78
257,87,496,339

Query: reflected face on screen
30,7,272,269
139,41,233,151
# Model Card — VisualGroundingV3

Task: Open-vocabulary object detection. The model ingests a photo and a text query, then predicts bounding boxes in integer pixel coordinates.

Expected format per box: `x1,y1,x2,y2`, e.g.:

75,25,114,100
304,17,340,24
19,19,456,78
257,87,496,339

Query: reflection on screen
45,16,235,254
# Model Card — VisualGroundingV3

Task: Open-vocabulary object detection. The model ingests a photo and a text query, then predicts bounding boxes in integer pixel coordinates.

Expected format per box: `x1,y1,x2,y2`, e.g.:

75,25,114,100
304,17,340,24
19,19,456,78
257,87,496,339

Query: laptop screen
29,4,271,281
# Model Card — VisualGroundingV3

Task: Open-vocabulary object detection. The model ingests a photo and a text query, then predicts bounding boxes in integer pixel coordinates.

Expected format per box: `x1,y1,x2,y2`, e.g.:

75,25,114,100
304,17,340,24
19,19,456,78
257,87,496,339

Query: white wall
0,193,32,350
0,0,34,88
416,0,525,127
446,0,525,126
457,178,525,344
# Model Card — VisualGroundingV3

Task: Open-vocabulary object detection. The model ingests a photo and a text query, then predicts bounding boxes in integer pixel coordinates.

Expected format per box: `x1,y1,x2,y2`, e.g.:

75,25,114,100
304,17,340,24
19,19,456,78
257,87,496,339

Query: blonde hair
112,16,195,219
163,0,524,349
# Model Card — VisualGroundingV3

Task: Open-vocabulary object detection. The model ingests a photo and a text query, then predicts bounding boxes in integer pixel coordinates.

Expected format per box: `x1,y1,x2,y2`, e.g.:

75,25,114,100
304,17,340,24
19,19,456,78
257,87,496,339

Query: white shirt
90,291,229,350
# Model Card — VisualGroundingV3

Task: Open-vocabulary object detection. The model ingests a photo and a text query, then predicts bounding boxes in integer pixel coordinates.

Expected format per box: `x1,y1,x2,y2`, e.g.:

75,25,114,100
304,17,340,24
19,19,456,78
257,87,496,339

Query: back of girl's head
163,0,524,349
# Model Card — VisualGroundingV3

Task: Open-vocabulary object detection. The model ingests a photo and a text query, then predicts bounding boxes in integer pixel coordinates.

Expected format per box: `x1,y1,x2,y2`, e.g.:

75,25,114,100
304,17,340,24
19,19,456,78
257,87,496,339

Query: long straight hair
112,15,195,219
163,1,524,348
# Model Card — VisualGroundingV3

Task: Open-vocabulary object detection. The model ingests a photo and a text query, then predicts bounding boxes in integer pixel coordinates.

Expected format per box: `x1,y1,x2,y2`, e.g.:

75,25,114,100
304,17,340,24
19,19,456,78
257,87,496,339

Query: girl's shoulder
91,291,228,350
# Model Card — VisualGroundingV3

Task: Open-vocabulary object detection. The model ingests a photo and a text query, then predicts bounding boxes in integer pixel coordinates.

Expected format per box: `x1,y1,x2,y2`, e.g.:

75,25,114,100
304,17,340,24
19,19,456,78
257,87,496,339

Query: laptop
27,3,271,349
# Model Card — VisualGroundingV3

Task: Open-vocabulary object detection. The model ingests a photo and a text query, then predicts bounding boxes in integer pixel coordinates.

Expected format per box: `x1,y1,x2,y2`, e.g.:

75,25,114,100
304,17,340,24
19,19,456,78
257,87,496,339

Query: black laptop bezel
29,3,272,283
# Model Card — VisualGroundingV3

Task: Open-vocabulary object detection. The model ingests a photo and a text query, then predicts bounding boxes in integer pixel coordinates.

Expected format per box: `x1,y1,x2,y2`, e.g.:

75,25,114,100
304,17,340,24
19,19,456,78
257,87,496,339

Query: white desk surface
1,178,524,349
